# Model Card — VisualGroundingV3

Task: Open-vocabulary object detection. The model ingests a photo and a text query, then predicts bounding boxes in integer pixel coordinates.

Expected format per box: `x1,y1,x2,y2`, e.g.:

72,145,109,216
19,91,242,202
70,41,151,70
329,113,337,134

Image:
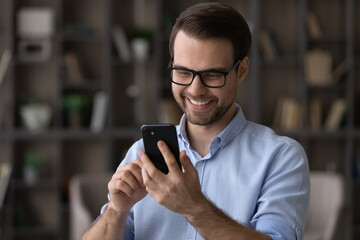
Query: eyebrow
172,64,228,72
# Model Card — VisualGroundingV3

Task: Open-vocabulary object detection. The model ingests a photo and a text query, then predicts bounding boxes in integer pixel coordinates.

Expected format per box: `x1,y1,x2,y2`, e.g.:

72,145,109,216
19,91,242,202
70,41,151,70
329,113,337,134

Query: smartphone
141,124,181,174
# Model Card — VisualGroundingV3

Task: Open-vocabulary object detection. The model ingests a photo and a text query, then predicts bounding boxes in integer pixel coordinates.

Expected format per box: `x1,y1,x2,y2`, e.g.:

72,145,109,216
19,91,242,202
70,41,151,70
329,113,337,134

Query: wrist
106,201,129,223
183,195,213,222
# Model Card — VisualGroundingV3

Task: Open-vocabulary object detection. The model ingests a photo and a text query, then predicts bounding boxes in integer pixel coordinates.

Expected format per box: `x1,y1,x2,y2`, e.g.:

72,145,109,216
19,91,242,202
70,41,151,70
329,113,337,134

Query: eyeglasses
168,59,242,88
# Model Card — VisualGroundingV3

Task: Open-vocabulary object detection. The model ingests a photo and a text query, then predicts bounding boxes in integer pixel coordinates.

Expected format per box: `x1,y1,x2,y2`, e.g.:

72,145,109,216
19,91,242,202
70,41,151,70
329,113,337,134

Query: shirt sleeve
250,140,310,240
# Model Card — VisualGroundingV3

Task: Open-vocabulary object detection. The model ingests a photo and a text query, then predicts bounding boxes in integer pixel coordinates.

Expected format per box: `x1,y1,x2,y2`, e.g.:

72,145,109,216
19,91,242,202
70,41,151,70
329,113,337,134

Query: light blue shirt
102,104,310,240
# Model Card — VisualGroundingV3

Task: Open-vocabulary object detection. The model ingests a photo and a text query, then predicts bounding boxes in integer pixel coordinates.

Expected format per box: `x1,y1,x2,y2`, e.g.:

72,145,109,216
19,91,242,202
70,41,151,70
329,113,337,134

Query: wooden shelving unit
0,0,360,239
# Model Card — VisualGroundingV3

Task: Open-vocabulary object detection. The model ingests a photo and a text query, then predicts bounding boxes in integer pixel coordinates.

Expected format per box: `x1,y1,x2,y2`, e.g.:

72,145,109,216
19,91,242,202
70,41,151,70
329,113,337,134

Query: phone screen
141,124,181,174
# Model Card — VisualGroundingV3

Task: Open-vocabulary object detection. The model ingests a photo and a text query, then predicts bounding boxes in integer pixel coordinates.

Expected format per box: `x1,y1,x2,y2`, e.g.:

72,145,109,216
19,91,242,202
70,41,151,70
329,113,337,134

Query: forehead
173,31,234,69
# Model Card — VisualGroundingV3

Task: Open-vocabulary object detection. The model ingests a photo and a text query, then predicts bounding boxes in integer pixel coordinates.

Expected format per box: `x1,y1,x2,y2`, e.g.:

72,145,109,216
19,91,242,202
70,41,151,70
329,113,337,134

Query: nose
187,74,207,95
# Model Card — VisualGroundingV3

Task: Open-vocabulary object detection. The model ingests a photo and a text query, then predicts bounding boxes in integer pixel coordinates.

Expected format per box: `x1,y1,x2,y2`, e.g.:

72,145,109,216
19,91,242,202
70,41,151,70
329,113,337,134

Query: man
83,2,310,240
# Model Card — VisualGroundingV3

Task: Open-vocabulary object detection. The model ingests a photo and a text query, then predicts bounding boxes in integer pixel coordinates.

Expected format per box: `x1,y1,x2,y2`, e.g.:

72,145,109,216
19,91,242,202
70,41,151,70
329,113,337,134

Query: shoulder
237,121,307,168
242,121,302,149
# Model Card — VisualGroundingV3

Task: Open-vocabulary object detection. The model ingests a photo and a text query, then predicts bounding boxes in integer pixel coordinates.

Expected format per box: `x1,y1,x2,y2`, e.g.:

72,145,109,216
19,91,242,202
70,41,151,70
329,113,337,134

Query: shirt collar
177,104,247,149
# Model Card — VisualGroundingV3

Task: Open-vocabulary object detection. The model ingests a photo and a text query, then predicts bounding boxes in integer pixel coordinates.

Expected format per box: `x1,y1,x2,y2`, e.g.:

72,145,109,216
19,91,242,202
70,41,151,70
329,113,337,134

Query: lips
189,99,210,106
187,98,214,111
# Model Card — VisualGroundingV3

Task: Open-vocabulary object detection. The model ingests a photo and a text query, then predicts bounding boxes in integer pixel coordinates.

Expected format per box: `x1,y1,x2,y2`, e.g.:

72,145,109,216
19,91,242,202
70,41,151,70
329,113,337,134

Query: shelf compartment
260,66,300,127
14,63,59,130
62,140,107,204
307,138,346,172
62,140,107,177
13,140,58,183
260,0,299,57
111,65,136,127
13,189,60,234
63,0,106,37
308,0,347,38
62,42,103,84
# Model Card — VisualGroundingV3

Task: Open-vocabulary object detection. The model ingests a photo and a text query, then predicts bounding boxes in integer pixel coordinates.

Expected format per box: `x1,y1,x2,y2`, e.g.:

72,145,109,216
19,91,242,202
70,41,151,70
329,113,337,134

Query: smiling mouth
189,98,211,106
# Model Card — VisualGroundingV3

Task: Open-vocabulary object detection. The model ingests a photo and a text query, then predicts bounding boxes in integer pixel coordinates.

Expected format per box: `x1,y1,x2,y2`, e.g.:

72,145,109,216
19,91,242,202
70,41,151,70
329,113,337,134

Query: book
112,26,132,62
324,98,346,130
309,98,322,130
307,11,322,38
284,98,301,131
332,60,348,83
65,52,84,84
258,30,280,61
90,92,108,132
0,50,12,87
0,162,12,209
305,49,332,86
273,97,302,131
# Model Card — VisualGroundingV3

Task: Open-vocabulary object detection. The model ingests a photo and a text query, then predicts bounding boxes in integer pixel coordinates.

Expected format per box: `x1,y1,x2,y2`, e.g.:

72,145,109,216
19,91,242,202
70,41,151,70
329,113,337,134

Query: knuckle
166,184,176,194
128,162,139,171
143,178,151,186
148,168,159,178
167,159,178,167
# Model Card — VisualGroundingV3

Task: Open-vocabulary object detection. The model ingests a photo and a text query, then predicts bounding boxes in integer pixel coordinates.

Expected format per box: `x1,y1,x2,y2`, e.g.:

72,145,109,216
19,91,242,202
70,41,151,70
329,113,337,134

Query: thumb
179,150,196,174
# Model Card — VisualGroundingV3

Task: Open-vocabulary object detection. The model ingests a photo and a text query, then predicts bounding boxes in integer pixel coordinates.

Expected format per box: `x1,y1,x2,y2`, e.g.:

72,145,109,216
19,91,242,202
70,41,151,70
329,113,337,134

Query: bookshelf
0,0,359,239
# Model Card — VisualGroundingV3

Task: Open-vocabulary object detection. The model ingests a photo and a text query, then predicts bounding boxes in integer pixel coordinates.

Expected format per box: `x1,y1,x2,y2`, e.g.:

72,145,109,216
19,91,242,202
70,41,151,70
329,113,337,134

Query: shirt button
197,162,203,167
188,238,193,240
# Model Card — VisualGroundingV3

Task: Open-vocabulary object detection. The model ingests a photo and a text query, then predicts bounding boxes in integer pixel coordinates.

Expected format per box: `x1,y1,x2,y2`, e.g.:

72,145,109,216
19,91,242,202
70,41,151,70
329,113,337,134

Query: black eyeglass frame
168,58,242,88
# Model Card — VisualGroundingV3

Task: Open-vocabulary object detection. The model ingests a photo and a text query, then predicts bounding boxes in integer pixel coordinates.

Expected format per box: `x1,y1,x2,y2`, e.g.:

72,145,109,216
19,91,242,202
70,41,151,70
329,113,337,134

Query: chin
185,105,231,126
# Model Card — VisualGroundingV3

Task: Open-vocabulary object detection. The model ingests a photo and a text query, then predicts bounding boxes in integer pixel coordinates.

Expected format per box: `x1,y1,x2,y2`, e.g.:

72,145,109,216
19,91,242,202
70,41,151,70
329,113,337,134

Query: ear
236,57,249,85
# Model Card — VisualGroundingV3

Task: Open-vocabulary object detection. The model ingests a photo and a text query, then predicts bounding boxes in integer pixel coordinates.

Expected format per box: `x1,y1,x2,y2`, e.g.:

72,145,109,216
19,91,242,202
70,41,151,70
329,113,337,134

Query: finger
108,178,133,197
157,141,181,173
114,164,143,191
120,160,144,186
132,158,144,169
131,159,145,187
138,150,163,179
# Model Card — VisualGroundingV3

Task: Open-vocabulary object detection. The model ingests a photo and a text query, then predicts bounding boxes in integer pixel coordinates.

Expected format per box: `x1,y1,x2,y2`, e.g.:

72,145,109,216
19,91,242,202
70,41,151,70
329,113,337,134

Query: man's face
171,30,243,126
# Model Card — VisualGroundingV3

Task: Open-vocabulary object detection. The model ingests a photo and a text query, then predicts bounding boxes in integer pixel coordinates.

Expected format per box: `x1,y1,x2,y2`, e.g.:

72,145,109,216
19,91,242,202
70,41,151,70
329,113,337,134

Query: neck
186,104,237,157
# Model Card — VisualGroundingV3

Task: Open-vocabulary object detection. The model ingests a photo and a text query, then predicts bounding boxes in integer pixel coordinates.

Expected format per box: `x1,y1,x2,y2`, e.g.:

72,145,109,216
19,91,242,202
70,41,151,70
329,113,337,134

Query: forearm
82,203,127,240
184,198,271,240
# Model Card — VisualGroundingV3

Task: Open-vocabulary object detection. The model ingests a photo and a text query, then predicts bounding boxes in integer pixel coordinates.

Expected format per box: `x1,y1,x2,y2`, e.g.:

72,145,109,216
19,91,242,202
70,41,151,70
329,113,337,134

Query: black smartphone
141,124,181,174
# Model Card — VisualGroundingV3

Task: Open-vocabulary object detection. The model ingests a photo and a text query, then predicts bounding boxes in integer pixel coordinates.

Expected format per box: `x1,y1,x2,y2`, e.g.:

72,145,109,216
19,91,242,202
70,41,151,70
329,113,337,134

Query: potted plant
23,151,45,185
62,93,91,128
19,95,52,131
131,27,153,61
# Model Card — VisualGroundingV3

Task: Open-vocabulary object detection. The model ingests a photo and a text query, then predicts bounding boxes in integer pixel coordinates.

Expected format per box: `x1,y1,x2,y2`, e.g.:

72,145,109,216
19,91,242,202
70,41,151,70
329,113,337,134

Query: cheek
219,80,238,101
172,84,180,96
172,84,187,95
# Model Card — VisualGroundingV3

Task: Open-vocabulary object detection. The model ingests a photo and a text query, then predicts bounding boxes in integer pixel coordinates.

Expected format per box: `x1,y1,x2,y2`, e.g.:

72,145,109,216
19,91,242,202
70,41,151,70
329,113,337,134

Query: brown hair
169,2,252,62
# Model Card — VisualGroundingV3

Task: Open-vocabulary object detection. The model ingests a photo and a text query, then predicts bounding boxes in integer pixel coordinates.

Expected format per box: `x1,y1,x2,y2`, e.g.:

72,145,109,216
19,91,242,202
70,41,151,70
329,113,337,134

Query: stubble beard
175,95,234,126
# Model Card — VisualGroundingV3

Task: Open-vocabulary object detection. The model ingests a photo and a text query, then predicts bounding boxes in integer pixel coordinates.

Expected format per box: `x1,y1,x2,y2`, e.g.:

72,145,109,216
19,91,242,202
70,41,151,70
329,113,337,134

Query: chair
69,172,113,240
303,171,345,240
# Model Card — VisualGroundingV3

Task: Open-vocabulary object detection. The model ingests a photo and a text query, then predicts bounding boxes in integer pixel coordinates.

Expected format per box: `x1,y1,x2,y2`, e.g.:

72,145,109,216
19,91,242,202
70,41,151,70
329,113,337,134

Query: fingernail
138,151,143,157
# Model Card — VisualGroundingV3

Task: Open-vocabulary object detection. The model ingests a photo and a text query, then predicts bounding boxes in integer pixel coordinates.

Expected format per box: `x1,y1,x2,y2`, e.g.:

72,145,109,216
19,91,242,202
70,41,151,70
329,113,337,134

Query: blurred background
0,0,359,239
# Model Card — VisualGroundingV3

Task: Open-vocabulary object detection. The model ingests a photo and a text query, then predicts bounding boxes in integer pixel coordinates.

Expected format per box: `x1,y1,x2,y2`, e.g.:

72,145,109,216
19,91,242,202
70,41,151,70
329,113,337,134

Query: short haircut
169,2,252,62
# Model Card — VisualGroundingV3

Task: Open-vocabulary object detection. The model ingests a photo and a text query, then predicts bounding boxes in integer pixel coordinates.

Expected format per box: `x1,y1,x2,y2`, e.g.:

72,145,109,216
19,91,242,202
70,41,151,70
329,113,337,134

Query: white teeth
189,99,210,106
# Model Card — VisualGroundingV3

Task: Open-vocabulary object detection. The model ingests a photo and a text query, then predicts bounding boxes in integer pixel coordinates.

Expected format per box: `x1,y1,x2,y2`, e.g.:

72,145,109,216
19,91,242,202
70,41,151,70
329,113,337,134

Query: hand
138,141,206,215
107,159,148,214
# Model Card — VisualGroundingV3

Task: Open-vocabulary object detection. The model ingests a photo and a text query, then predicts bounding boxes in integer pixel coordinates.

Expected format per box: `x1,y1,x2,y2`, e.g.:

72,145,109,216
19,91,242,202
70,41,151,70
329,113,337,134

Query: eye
202,72,223,80
174,70,192,78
